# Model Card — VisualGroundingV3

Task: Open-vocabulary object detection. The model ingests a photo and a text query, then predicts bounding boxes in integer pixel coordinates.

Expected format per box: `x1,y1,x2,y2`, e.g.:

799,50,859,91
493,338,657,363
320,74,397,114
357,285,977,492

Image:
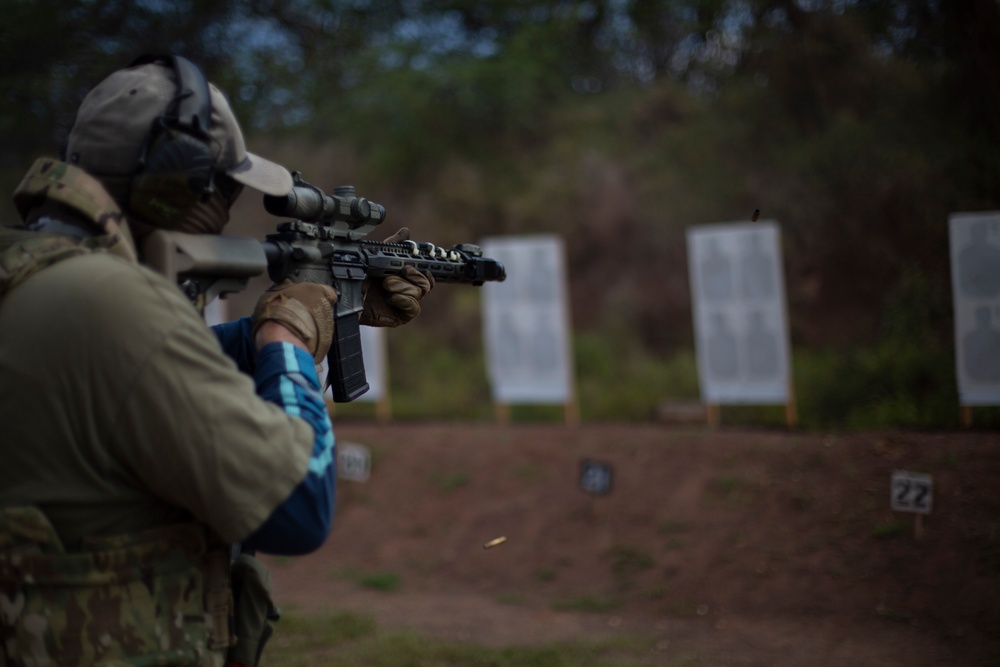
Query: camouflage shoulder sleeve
12,158,137,262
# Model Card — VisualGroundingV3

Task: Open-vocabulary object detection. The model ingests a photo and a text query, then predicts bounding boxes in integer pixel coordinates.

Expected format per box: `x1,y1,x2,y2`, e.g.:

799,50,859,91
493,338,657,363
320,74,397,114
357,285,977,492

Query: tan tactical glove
252,280,338,364
360,227,435,327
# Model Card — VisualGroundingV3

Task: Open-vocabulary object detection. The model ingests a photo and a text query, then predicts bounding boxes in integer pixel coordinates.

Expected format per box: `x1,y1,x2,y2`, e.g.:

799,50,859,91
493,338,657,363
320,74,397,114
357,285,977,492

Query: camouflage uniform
0,508,229,667
0,160,315,666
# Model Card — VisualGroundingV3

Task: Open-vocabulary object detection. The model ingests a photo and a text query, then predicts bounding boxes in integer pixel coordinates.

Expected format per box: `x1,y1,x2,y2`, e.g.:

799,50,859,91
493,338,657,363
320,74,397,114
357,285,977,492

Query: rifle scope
263,176,385,226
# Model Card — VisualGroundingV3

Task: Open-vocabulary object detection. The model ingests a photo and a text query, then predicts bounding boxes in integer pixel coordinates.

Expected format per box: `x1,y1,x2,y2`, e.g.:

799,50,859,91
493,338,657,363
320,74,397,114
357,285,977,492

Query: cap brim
226,152,294,196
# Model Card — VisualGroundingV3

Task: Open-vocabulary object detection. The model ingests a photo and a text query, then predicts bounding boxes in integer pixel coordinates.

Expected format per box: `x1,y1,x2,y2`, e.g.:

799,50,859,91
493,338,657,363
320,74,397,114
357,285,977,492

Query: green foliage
575,332,700,422
794,341,958,430
385,328,494,422
321,11,581,176
365,315,704,423
347,300,983,428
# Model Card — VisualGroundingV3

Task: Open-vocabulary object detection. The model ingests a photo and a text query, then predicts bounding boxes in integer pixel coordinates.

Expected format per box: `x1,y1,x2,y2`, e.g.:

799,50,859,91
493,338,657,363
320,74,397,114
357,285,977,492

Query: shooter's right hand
252,280,338,364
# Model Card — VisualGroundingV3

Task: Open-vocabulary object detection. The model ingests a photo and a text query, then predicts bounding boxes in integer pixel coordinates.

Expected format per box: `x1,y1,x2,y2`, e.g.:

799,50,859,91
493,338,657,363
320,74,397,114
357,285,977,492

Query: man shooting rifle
148,172,507,402
0,54,436,667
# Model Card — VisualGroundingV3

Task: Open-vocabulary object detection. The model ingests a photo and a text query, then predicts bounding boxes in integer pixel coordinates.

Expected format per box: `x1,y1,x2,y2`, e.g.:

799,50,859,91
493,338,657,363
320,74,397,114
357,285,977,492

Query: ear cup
126,55,216,229
129,126,215,228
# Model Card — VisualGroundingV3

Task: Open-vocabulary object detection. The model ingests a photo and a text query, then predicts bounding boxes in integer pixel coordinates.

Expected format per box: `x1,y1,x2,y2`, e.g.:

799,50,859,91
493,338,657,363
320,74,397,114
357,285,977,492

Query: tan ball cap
65,60,293,196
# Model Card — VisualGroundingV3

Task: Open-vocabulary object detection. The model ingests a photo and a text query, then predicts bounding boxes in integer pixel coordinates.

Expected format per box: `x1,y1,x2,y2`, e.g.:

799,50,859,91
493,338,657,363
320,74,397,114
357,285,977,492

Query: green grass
658,519,689,533
264,610,664,667
535,568,557,582
429,470,471,493
359,572,402,591
610,546,654,589
964,522,1000,575
551,595,621,613
872,521,911,539
514,461,546,482
335,568,403,592
659,521,688,550
790,492,816,511
663,600,705,618
704,475,759,508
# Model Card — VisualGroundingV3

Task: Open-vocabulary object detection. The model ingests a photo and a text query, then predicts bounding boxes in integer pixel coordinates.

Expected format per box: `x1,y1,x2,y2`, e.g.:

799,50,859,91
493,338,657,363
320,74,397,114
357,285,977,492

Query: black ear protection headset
127,54,218,228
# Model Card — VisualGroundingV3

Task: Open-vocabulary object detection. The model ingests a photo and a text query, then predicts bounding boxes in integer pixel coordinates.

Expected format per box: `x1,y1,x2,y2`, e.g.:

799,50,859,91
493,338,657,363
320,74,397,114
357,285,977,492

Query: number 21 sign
891,470,933,514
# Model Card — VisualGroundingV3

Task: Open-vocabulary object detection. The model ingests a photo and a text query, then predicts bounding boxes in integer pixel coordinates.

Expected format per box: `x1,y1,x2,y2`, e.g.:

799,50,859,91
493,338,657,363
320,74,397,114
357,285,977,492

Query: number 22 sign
891,471,932,514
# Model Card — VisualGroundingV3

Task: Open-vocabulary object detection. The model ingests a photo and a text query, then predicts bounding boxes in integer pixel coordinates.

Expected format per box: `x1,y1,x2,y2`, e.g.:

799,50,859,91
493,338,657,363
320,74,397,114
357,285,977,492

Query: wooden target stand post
494,392,580,427
960,405,974,428
326,393,391,424
704,381,798,429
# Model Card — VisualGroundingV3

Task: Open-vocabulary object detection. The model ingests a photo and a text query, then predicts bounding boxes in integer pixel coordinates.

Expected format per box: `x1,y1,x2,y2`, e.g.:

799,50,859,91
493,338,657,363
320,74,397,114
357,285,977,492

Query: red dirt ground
262,423,1000,666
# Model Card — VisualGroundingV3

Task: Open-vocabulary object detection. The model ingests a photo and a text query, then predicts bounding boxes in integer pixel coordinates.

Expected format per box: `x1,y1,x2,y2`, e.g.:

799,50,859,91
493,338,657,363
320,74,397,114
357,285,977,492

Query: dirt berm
263,423,1000,666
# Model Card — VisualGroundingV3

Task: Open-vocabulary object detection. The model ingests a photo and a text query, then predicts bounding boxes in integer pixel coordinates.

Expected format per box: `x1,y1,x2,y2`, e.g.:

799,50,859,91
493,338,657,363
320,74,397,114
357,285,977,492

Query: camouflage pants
228,555,277,667
0,507,226,667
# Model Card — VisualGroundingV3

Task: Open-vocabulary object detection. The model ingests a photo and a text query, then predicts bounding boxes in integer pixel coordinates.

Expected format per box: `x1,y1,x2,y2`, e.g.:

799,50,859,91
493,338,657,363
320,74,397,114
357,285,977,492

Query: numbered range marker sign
579,460,613,496
338,442,371,483
891,470,932,514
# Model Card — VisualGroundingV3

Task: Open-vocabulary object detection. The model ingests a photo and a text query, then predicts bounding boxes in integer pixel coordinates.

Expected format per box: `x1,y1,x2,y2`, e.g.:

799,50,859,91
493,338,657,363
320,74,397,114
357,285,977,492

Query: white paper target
949,211,1000,405
481,235,573,403
687,222,792,404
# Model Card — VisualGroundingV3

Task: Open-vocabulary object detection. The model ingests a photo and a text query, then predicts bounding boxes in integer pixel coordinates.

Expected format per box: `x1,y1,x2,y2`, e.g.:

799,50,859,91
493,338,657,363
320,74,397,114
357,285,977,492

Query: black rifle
143,174,505,402
261,173,505,403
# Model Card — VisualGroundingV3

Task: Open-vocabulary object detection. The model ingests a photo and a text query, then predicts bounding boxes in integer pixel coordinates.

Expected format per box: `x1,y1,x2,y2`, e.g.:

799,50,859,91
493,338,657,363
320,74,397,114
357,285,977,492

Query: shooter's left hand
360,228,435,327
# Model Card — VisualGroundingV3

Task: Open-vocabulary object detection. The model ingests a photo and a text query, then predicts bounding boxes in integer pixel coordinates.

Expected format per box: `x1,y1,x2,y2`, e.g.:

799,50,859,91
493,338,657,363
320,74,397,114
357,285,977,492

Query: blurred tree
4,0,1000,427
0,0,240,168
729,0,1000,344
